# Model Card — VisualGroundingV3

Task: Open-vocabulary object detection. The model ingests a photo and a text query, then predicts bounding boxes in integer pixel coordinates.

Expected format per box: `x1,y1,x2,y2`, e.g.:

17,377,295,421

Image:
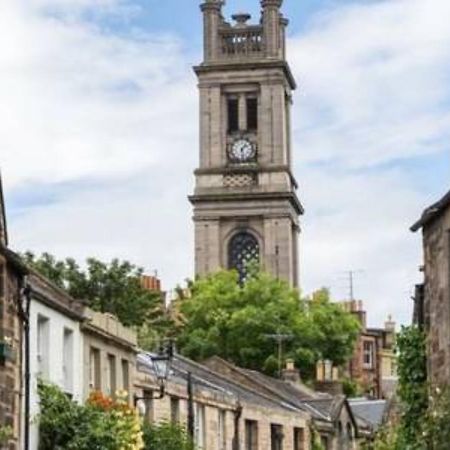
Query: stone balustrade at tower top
201,0,288,64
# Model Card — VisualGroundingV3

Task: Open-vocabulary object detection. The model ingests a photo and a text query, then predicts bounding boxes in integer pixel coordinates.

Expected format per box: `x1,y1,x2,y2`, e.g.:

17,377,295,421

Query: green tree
22,252,173,347
177,269,360,379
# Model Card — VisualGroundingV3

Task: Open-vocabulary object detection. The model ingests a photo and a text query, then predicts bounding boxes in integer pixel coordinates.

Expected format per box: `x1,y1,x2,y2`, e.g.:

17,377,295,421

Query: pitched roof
348,399,388,430
411,189,450,232
0,173,8,246
203,356,353,424
138,353,303,414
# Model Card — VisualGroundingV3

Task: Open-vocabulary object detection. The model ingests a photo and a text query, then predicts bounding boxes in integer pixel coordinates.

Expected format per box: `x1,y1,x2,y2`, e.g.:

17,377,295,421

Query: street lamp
134,342,173,407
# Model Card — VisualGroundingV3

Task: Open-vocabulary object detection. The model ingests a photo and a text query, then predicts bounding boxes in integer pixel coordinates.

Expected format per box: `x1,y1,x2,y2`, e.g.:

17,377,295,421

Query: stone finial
261,0,283,8
232,12,251,27
200,0,224,14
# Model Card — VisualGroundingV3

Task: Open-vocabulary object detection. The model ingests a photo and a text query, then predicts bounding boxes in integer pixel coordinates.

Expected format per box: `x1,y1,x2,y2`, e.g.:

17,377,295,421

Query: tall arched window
228,231,260,283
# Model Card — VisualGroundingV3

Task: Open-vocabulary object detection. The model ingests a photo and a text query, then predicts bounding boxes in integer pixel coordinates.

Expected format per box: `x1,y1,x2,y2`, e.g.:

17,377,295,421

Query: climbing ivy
367,325,427,450
395,325,428,449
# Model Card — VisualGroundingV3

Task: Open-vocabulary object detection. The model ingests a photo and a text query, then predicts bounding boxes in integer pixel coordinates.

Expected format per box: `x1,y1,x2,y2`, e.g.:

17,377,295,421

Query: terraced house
411,189,450,385
0,177,27,450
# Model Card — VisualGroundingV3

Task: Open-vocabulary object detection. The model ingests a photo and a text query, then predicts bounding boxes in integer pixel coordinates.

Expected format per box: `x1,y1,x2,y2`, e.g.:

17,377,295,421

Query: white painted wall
28,298,83,450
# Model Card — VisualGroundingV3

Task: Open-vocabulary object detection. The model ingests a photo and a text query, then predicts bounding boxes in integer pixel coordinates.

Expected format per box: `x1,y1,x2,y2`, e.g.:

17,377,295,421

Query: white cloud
0,0,196,189
2,0,448,327
290,0,450,168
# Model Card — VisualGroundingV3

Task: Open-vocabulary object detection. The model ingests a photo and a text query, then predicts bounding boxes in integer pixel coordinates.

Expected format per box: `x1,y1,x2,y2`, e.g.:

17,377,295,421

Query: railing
219,26,264,58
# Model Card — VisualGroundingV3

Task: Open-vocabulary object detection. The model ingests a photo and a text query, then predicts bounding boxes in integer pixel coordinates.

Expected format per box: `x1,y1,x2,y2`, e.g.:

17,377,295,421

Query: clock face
229,139,255,162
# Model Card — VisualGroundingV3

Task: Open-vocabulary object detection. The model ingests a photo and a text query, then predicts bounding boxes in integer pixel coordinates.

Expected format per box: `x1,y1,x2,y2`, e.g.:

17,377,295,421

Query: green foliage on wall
395,325,428,449
0,425,13,446
367,325,427,450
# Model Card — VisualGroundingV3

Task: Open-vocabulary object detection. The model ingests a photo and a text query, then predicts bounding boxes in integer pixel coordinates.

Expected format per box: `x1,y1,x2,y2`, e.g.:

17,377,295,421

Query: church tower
190,0,303,286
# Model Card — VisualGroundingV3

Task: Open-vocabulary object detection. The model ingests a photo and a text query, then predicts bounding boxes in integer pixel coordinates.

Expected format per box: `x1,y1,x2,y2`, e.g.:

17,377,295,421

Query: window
37,315,50,379
122,359,130,399
106,354,117,397
363,341,374,368
194,403,206,449
293,428,305,450
271,424,283,450
245,420,258,450
171,397,180,424
228,98,239,133
218,410,226,450
246,97,258,131
228,232,260,283
89,347,101,391
63,328,74,393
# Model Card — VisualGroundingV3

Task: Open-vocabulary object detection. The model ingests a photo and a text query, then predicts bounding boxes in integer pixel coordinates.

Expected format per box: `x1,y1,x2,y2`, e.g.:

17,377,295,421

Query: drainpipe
187,372,195,440
18,282,31,450
232,401,243,450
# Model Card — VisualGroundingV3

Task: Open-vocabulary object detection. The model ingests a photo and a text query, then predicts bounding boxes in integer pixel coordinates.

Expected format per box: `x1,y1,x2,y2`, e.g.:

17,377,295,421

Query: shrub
0,425,13,447
38,382,143,450
142,421,195,450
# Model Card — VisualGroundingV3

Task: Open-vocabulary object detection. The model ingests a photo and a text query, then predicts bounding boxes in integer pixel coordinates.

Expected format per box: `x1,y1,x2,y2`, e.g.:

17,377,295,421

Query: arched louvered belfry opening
228,231,260,283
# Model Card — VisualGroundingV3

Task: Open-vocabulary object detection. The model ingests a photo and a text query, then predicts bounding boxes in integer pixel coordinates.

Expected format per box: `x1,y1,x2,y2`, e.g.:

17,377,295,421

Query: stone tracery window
228,231,260,283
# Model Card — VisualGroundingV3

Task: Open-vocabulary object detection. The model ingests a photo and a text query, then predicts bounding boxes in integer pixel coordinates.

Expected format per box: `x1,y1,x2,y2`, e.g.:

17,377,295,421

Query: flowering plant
38,382,144,450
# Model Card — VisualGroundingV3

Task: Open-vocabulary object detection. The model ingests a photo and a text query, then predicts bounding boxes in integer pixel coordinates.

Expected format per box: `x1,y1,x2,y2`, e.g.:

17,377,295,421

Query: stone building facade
0,177,27,450
411,190,450,385
342,301,397,399
190,0,303,287
205,357,360,450
0,249,27,450
136,353,313,450
81,309,137,402
27,272,85,450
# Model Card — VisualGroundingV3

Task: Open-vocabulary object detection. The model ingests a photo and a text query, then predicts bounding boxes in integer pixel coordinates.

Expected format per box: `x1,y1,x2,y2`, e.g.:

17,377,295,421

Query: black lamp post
135,342,173,406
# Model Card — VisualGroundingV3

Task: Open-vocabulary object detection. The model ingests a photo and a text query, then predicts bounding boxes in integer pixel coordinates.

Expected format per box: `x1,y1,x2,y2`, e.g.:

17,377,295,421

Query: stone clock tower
189,0,303,286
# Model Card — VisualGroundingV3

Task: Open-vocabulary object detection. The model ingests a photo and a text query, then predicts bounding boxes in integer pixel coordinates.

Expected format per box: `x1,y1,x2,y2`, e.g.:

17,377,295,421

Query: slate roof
203,356,358,426
349,398,387,430
411,189,450,232
138,353,302,414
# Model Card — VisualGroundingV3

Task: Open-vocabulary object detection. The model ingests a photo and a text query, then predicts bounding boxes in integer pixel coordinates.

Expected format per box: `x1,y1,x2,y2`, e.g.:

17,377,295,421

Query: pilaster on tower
200,0,225,63
261,0,284,59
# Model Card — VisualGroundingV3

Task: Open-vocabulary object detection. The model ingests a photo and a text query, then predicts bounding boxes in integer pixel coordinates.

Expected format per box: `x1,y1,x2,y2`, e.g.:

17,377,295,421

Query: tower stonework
190,0,303,286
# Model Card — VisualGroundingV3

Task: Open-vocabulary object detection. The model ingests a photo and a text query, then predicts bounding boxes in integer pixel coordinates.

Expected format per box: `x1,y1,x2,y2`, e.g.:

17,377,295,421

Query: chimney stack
315,360,343,396
281,359,301,384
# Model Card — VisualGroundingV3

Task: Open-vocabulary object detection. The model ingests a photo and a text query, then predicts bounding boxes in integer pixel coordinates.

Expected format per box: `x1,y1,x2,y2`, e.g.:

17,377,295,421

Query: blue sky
1,0,449,327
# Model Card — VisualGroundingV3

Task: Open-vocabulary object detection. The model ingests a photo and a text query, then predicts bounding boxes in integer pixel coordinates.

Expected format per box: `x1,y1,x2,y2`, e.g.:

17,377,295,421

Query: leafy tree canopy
176,269,360,379
22,252,167,331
